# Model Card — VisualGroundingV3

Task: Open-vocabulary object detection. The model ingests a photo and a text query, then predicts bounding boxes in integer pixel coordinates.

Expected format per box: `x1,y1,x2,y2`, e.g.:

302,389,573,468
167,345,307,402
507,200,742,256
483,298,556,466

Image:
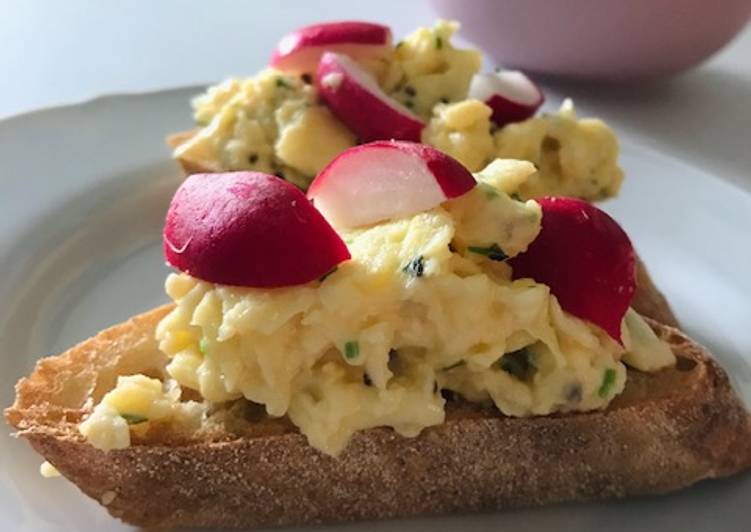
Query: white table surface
1,0,750,192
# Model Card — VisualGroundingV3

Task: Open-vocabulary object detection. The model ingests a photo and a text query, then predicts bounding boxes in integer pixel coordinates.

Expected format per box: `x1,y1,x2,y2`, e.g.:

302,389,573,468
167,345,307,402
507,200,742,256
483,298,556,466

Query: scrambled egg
382,20,481,118
79,375,205,450
79,161,672,455
176,21,623,198
80,21,662,456
176,72,355,189
424,99,623,199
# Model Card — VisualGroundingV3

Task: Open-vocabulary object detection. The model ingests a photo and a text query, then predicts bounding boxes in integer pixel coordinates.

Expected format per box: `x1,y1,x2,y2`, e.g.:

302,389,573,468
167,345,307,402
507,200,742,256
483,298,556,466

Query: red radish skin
271,21,392,74
317,52,424,142
509,197,635,343
308,141,475,228
164,172,350,288
468,70,544,127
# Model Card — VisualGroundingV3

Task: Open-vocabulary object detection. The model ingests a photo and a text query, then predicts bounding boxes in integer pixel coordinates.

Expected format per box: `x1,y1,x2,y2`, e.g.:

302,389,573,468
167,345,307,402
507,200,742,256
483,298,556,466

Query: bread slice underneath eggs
6,305,748,529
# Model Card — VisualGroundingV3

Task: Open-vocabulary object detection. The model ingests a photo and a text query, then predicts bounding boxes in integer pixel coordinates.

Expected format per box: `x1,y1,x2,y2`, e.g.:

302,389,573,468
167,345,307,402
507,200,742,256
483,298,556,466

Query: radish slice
308,140,475,228
317,52,424,142
509,197,635,343
271,21,392,74
468,70,544,127
164,172,350,288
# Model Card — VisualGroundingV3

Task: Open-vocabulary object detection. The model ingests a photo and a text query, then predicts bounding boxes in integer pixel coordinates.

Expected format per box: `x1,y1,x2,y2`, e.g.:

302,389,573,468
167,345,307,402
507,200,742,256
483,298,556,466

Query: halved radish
509,197,635,343
317,52,424,142
308,141,475,228
468,70,544,127
164,172,350,288
271,21,392,74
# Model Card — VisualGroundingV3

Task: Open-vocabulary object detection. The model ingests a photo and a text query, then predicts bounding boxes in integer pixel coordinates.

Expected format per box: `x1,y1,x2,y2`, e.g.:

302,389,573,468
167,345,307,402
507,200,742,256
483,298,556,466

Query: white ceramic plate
1,90,749,532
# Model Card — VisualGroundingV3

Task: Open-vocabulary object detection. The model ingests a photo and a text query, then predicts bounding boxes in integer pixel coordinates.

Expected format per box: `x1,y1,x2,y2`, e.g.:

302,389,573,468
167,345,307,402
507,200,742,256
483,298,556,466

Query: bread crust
5,306,749,529
633,256,679,327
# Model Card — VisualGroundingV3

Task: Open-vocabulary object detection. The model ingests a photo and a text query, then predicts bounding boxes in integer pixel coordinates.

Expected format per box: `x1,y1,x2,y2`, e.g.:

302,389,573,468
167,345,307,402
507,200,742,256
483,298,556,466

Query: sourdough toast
6,306,748,529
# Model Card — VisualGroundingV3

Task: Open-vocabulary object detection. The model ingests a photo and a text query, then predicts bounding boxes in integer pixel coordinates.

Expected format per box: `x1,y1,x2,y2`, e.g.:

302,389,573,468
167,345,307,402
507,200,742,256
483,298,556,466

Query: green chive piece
598,368,617,398
404,85,417,97
405,100,414,109
565,382,583,403
319,266,338,282
479,183,499,199
402,256,425,277
344,341,360,360
121,413,148,425
435,36,443,49
510,192,523,202
199,338,209,354
467,244,508,261
497,348,536,381
276,77,290,88
443,360,465,371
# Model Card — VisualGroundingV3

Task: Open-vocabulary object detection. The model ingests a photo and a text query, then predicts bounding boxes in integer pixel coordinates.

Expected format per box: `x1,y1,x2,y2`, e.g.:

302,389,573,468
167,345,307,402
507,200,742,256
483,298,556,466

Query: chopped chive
542,136,561,151
199,338,209,354
497,348,536,381
435,36,443,49
248,153,259,164
443,360,465,371
467,243,508,261
402,255,425,278
479,182,499,199
275,77,291,89
598,368,617,398
405,100,414,109
344,341,359,360
440,96,449,104
510,192,523,202
395,41,404,49
121,413,148,425
319,266,338,282
404,85,416,97
300,73,312,84
565,382,583,403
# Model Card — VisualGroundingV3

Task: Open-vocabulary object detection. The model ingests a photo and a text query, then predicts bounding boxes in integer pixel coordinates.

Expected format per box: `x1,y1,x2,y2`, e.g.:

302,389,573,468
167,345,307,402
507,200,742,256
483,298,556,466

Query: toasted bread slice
633,256,679,326
166,129,680,329
6,306,748,529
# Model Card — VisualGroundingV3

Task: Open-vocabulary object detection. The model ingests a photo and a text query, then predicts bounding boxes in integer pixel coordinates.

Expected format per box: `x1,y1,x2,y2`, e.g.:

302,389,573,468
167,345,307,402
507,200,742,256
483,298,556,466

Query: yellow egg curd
79,160,672,455
175,21,622,199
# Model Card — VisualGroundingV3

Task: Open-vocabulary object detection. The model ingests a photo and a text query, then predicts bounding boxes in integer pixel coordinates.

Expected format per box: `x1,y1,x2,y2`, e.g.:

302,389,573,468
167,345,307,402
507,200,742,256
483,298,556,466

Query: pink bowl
429,0,751,80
